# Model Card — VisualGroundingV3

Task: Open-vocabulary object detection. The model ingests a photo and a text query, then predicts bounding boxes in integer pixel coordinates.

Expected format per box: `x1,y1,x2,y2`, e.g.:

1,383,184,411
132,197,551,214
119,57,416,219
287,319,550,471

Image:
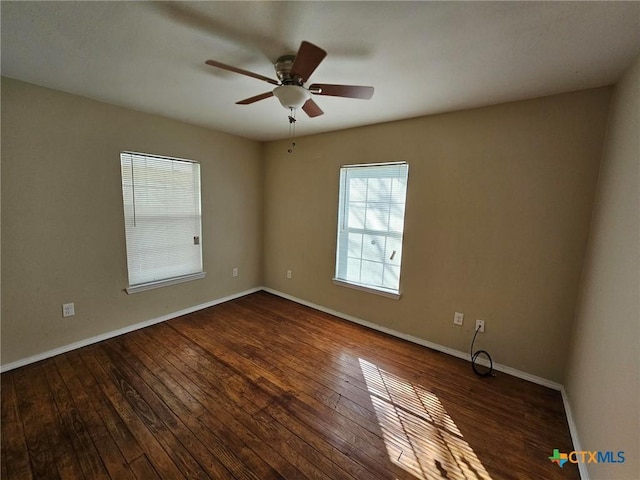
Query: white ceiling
2,1,639,141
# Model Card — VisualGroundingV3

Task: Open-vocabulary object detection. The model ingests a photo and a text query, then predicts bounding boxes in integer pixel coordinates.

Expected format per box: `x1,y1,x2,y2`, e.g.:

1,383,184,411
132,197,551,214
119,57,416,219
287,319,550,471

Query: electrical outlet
453,312,464,326
232,267,238,277
286,270,292,279
475,319,485,333
62,303,75,318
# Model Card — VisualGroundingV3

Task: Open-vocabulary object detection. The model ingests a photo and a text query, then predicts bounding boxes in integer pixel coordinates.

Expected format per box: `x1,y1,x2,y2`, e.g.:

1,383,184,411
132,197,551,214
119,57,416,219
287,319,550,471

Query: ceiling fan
205,41,374,118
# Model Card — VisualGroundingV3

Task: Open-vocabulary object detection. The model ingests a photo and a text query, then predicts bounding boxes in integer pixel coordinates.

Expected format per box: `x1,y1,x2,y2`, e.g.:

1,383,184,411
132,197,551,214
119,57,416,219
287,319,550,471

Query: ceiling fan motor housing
275,55,302,85
273,55,310,109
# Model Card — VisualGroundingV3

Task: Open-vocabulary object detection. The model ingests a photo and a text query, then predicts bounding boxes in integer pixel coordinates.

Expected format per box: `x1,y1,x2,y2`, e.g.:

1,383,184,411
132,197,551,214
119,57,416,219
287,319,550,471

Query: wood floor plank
1,374,33,480
12,365,63,479
52,354,136,480
120,331,304,480
93,344,214,480
148,322,275,415
180,306,504,480
218,303,393,424
172,319,372,480
78,347,187,479
1,442,8,480
241,292,577,479
2,291,579,480
40,360,111,480
151,323,362,480
106,336,275,480
132,326,321,480
129,454,161,480
177,308,416,480
230,300,504,480
64,350,145,465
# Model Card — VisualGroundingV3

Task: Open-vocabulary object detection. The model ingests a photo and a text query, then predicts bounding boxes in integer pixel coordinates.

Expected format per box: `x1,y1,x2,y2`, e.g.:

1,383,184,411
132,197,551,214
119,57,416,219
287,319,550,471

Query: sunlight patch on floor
359,358,493,480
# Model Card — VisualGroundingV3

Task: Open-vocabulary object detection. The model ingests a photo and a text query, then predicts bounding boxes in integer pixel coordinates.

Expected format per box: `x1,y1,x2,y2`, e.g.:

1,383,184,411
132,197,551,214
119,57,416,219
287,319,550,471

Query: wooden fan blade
309,83,374,99
302,98,324,118
206,59,279,86
290,41,327,82
236,91,274,105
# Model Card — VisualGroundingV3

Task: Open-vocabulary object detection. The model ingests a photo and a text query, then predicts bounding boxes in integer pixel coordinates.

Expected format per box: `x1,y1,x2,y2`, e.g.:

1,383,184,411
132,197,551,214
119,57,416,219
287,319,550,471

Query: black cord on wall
470,326,494,377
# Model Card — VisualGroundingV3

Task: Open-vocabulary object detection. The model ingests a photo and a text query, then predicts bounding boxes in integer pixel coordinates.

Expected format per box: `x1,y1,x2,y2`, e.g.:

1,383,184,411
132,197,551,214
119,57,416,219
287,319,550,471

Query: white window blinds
120,152,203,291
334,162,409,297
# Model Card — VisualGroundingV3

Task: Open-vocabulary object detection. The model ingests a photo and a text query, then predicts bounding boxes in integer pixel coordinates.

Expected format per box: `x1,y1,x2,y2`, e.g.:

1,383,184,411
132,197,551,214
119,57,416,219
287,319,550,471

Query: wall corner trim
561,387,589,480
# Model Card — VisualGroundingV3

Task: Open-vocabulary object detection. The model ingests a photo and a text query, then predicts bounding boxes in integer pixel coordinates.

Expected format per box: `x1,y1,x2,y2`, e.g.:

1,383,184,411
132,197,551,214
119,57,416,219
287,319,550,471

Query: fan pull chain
288,108,297,154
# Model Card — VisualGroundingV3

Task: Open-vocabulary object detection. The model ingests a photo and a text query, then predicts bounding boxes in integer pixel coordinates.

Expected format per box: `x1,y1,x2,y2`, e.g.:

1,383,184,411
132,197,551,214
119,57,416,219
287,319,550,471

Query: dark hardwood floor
2,291,579,479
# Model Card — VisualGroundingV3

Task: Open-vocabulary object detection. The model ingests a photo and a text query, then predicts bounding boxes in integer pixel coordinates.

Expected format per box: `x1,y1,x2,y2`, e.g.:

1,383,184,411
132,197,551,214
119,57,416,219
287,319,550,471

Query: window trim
125,272,206,295
334,161,409,298
122,150,199,165
332,278,401,300
120,151,205,293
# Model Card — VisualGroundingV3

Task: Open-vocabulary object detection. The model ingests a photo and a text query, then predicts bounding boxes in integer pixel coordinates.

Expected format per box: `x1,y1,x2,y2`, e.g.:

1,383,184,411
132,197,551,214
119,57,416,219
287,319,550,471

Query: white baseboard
263,287,563,391
561,387,589,480
3,285,565,392
0,287,262,373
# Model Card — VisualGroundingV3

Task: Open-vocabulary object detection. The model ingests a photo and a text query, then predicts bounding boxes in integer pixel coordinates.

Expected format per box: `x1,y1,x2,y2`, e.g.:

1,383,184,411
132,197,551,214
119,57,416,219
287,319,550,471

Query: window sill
126,272,206,294
332,278,401,300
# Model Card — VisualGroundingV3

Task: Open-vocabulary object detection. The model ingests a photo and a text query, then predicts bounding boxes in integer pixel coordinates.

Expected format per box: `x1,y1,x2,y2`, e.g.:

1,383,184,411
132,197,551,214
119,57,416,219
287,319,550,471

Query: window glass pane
391,177,407,201
367,177,392,203
346,258,362,282
389,203,406,233
361,260,384,286
365,202,390,231
348,202,366,229
362,234,386,262
385,236,403,266
349,177,368,202
383,265,400,289
347,232,363,257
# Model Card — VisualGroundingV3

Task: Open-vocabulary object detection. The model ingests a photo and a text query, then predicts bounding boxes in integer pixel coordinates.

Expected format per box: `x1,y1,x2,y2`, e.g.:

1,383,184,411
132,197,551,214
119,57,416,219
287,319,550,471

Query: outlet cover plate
62,303,75,317
453,312,464,325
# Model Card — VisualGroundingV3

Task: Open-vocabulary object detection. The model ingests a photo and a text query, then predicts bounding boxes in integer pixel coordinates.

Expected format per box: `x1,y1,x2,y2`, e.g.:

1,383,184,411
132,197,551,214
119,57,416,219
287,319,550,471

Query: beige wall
263,88,612,383
1,78,263,366
1,77,620,389
565,55,639,479
2,71,634,468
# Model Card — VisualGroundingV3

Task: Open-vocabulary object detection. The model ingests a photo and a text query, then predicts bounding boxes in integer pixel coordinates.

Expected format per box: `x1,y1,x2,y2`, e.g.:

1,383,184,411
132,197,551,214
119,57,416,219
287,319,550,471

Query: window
120,152,204,293
334,162,409,299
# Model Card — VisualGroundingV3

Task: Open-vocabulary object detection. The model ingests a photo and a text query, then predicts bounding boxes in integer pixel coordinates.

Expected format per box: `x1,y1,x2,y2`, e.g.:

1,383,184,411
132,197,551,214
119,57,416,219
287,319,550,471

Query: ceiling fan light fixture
206,41,374,119
273,85,310,109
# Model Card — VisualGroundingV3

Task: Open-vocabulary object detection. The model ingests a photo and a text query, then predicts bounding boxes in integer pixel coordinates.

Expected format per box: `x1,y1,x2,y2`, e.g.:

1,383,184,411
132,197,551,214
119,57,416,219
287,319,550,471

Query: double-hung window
120,152,205,293
334,162,409,298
